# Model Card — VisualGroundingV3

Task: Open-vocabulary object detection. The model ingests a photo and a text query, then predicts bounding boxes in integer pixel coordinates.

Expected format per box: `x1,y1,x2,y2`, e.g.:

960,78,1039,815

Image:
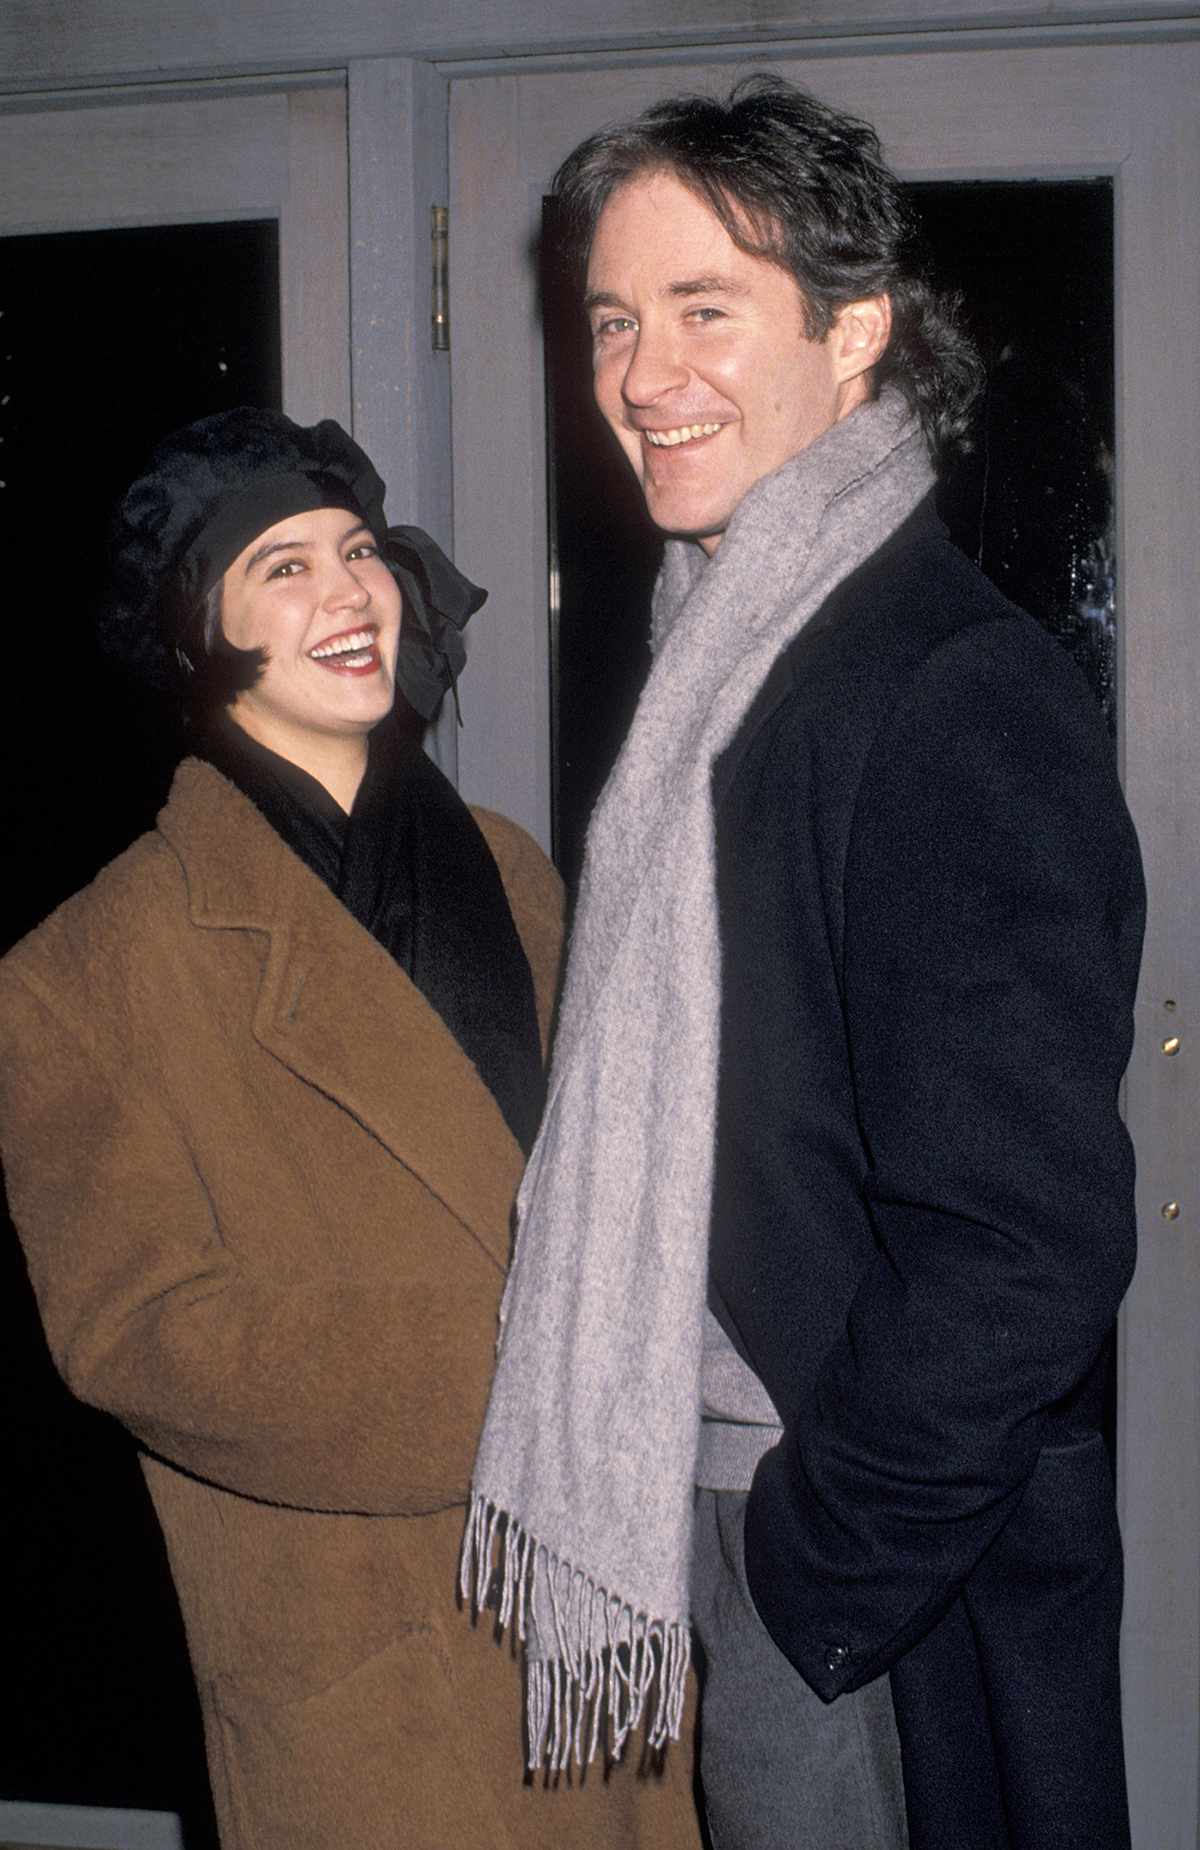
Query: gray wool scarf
463,390,933,1771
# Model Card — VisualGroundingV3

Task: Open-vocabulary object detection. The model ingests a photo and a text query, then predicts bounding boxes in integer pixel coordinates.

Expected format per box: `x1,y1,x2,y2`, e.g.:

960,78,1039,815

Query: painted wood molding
0,1802,183,1849
1,0,1199,94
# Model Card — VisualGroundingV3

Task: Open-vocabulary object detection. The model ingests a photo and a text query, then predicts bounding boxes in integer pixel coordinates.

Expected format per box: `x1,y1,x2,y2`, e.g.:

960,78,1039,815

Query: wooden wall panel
1,0,1198,95
281,86,350,428
347,56,458,776
0,95,287,229
1115,41,1200,1850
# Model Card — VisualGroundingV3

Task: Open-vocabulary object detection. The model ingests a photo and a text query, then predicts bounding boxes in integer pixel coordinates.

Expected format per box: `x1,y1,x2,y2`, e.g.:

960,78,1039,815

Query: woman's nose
326,558,370,608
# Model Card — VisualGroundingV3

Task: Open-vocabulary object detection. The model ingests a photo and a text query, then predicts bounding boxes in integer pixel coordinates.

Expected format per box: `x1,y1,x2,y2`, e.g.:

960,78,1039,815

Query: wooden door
0,81,348,1837
449,43,1200,1847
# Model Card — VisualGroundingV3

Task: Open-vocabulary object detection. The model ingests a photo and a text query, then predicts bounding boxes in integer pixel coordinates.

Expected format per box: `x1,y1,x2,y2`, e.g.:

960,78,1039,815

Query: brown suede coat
0,758,699,1850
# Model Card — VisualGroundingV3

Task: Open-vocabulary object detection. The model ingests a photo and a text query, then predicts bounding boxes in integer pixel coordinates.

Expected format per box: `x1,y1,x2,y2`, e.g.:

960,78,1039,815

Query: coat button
825,1643,851,1674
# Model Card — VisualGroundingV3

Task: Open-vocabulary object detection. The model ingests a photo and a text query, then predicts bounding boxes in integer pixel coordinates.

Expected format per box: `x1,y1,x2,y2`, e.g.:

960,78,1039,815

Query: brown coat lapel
158,759,526,1271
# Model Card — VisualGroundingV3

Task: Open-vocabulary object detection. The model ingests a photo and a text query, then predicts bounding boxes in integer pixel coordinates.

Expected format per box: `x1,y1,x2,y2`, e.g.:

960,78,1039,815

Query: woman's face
219,506,403,760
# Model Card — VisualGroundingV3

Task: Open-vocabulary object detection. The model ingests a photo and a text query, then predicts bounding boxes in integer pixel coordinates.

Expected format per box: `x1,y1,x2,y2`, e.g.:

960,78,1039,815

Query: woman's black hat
101,406,484,719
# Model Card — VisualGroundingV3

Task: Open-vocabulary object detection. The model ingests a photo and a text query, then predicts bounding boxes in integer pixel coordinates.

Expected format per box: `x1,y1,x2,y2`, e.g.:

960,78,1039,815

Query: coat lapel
159,760,523,1272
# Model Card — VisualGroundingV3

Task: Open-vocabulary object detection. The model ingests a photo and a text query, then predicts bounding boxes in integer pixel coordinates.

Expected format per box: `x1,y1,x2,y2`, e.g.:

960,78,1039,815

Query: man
466,77,1144,1850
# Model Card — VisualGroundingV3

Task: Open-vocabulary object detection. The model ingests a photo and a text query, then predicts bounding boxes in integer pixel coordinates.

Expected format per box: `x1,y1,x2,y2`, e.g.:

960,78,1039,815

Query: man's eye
594,316,636,339
689,306,725,323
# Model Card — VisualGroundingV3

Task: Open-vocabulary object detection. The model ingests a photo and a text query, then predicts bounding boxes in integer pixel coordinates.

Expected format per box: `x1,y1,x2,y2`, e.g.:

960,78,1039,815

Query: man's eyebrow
667,274,751,300
583,289,628,316
583,274,751,317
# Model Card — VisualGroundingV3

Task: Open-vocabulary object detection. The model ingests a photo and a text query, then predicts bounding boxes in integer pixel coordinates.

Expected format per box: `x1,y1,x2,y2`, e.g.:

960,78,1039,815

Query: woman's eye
345,542,378,561
266,558,304,580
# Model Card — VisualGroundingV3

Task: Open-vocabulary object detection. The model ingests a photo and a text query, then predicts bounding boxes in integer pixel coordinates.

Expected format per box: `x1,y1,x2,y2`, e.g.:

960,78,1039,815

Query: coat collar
157,757,523,1271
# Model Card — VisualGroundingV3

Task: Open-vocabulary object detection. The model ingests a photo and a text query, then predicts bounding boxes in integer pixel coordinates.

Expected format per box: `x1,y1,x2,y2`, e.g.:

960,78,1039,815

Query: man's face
585,169,872,553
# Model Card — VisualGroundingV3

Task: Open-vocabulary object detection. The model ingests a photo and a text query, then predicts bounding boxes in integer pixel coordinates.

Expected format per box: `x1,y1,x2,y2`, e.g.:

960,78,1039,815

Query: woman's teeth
309,628,376,661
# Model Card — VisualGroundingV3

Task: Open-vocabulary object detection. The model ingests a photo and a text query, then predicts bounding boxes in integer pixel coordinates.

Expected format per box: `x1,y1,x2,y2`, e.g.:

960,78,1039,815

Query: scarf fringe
461,1493,690,1772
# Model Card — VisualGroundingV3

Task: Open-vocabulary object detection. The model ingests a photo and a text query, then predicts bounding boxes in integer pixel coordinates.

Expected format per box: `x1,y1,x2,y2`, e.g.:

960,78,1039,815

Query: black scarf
198,713,546,1153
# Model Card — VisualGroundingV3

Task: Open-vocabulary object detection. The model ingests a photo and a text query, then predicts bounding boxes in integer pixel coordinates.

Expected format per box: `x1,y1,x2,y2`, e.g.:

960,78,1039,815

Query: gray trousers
691,1488,909,1850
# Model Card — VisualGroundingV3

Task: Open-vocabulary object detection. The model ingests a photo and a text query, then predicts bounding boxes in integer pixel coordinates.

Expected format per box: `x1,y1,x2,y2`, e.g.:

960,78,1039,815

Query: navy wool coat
709,497,1145,1850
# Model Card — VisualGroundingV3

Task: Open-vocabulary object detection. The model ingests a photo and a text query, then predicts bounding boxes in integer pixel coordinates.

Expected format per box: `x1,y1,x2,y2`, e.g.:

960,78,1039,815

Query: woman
0,409,698,1849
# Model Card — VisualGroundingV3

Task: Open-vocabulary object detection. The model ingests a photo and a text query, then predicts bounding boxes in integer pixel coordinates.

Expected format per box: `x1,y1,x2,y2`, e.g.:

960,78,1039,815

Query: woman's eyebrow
242,522,371,576
242,536,311,575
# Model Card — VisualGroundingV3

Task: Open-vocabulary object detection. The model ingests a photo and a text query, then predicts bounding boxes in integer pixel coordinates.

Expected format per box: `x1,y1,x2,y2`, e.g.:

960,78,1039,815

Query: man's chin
660,518,727,556
642,495,729,553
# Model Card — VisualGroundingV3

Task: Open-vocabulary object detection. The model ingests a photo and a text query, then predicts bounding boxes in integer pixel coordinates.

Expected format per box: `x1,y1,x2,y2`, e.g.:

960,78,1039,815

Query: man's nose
621,324,688,406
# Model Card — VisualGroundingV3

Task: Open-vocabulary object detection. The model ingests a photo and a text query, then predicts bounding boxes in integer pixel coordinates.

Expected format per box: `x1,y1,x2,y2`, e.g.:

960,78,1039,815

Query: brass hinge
432,205,449,352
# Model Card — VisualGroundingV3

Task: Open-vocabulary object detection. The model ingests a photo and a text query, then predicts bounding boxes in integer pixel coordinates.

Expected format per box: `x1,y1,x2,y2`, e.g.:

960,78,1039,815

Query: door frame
0,33,1193,1846
447,42,1200,1849
0,79,350,426
0,67,463,776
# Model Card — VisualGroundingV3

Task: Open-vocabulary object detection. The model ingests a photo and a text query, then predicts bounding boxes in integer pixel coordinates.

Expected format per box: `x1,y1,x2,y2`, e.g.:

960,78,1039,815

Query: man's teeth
310,629,375,660
645,422,722,448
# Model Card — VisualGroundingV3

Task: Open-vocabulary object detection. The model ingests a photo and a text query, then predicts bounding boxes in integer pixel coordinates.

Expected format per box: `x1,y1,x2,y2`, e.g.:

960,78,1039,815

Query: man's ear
831,294,892,384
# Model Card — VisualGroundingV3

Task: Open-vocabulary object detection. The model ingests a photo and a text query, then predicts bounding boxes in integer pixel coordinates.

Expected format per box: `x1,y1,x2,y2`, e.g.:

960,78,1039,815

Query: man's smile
643,422,725,448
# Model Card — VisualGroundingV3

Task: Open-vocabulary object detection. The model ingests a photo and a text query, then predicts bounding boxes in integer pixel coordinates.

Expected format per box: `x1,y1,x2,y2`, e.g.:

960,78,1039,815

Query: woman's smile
307,623,383,673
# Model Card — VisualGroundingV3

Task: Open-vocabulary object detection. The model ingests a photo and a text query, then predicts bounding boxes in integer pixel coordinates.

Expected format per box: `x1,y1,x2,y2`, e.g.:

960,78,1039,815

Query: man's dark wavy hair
552,75,983,462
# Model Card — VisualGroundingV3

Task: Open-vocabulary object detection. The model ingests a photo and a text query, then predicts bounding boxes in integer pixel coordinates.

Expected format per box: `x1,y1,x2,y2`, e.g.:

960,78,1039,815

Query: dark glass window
1,219,281,949
1,218,279,1846
915,182,1116,729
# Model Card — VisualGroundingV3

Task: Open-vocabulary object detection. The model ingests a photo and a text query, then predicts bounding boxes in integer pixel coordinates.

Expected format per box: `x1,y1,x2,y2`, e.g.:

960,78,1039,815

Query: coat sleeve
0,971,510,1518
742,614,1144,1699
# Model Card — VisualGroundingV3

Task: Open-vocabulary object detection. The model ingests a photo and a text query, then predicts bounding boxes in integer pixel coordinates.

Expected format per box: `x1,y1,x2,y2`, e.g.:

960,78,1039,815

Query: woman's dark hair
194,579,255,706
552,75,983,461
